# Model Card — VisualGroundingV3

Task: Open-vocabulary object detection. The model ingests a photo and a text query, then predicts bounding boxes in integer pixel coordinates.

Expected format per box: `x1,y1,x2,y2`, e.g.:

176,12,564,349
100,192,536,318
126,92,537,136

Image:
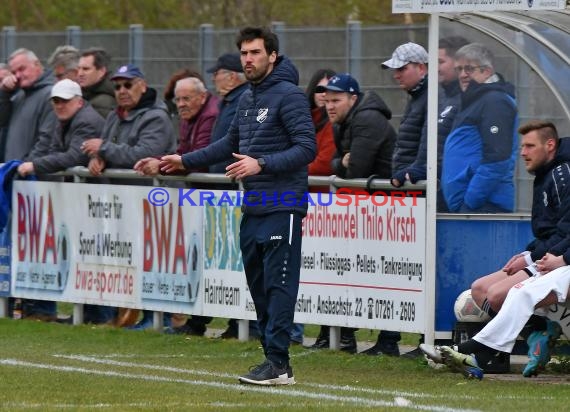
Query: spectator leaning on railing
81,64,176,175
17,79,105,178
319,72,398,356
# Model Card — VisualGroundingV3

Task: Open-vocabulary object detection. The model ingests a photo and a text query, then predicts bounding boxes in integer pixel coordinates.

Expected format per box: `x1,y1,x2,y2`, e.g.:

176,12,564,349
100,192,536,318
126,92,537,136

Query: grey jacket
0,70,57,161
32,102,105,174
98,88,176,168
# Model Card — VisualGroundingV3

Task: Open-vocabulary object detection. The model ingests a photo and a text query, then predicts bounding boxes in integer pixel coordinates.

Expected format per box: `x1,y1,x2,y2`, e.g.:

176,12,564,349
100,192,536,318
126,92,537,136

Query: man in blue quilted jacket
441,43,518,213
160,26,316,386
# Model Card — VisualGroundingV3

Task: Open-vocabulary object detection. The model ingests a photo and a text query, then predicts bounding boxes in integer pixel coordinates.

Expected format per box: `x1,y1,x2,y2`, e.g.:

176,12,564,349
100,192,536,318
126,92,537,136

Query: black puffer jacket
331,91,396,179
527,137,570,260
181,55,316,216
392,76,428,175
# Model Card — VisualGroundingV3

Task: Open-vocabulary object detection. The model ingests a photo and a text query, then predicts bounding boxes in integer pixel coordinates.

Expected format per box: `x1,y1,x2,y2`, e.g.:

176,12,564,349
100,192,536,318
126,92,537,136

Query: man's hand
225,153,261,181
1,74,18,92
159,154,185,174
391,178,403,188
536,253,566,274
341,152,350,168
81,138,103,157
134,157,160,176
88,157,106,176
17,162,34,177
502,253,530,276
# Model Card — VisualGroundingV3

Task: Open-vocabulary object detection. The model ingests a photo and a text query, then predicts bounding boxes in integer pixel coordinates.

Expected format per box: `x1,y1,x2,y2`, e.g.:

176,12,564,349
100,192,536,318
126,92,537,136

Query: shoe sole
238,376,295,385
419,344,443,363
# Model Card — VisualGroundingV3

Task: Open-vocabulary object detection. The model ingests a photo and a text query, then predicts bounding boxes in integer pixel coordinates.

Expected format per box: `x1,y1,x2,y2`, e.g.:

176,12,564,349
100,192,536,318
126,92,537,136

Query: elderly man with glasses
81,64,175,175
441,42,518,213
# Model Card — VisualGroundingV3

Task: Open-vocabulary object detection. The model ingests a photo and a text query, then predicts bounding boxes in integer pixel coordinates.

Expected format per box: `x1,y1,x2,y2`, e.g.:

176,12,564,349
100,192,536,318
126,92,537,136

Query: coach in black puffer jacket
180,54,315,216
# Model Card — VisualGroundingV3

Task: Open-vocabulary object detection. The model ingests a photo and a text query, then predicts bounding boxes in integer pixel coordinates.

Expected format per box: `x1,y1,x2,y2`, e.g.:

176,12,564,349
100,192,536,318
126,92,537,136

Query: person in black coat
321,73,396,179
316,73,400,356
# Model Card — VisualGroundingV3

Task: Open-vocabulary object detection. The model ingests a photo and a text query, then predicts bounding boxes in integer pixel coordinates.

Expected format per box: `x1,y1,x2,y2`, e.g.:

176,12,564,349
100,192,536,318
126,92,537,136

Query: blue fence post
346,20,362,80
271,21,286,55
2,26,16,62
66,26,81,50
129,24,143,69
199,24,214,90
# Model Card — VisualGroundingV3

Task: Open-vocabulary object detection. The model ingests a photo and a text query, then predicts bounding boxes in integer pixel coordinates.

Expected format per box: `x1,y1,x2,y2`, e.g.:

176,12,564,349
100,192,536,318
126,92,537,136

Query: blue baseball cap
110,64,145,80
315,73,360,94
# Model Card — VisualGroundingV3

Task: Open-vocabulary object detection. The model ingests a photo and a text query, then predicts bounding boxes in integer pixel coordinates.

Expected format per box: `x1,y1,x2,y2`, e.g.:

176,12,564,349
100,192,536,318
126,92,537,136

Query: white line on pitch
56,354,448,399
1,358,477,412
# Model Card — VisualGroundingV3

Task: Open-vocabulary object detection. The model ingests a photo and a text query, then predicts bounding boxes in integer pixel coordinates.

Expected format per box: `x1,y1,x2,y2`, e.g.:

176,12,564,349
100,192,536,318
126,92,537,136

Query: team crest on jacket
257,108,269,123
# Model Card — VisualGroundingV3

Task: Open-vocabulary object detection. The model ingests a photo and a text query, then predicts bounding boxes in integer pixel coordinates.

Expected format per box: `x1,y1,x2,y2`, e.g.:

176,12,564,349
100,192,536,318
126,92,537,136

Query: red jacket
308,106,335,176
177,93,219,172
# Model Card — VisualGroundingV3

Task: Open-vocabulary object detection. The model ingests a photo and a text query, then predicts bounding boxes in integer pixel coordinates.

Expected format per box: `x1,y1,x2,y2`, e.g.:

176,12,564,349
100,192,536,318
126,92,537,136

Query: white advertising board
393,0,565,14
11,181,205,314
11,182,426,332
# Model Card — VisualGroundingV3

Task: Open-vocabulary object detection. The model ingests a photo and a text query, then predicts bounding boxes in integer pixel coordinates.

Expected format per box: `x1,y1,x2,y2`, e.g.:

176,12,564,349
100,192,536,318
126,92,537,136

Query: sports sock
480,298,497,318
519,315,548,339
457,339,497,367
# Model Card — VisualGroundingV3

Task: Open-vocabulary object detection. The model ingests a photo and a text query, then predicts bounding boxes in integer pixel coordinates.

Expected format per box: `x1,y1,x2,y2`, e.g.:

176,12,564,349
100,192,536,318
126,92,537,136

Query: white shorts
473,265,570,353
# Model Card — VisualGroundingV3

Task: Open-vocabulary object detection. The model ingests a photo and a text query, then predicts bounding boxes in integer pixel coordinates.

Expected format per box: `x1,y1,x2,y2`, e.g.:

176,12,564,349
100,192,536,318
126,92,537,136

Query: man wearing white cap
18,79,105,176
381,42,429,188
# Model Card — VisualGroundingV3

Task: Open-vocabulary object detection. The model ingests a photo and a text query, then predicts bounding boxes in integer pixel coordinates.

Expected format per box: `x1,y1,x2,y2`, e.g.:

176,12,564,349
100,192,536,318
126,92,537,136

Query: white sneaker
419,343,443,363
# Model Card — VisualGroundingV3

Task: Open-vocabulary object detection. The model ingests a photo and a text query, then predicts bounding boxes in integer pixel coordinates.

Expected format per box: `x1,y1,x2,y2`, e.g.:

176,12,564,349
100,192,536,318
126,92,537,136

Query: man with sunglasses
81,64,175,175
441,43,518,213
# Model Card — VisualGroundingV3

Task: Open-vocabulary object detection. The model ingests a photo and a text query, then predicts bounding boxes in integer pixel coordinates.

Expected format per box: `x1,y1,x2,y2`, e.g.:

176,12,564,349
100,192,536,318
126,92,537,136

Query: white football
454,289,490,322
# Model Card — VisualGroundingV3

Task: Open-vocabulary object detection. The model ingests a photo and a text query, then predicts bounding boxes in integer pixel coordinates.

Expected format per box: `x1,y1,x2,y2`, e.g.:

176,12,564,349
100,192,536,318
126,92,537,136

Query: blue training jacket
442,75,518,212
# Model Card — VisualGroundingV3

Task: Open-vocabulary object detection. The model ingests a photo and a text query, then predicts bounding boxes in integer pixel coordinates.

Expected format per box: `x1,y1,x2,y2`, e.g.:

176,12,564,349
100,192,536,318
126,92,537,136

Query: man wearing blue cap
318,73,398,355
81,64,175,174
318,73,395,179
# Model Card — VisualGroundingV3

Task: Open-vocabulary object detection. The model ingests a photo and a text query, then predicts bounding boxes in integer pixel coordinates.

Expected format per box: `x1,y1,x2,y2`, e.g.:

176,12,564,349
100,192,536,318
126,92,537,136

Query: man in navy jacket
160,27,315,386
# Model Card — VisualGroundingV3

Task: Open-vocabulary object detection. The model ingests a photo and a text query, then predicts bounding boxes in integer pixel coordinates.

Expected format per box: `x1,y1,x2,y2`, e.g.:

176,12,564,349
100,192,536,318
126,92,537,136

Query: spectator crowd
3,26,565,384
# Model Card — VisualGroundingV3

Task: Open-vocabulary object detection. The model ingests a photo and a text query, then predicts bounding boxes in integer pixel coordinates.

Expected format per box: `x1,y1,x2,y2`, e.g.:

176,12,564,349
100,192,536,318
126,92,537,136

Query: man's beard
245,65,269,83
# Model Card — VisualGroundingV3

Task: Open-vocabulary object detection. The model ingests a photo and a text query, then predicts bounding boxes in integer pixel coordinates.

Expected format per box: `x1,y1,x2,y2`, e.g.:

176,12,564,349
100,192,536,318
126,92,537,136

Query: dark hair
163,68,204,101
80,47,111,70
518,120,559,146
439,36,470,58
236,27,279,55
305,68,336,110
